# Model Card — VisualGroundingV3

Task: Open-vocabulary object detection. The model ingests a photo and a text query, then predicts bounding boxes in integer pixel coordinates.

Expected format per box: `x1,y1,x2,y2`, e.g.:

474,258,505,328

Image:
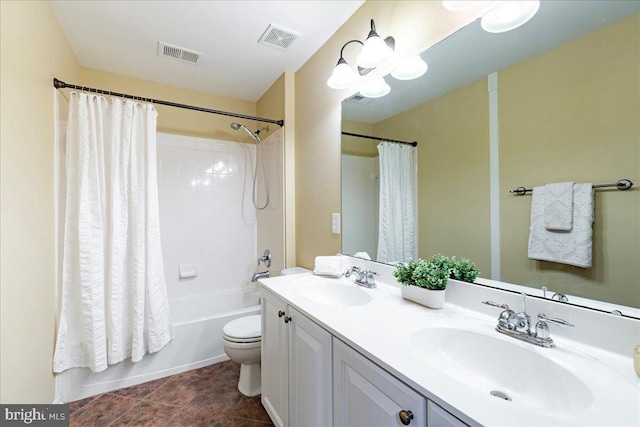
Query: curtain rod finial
53,78,66,89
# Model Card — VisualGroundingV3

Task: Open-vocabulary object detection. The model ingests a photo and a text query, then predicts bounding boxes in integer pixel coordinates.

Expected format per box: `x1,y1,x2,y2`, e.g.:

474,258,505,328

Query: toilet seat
223,315,261,343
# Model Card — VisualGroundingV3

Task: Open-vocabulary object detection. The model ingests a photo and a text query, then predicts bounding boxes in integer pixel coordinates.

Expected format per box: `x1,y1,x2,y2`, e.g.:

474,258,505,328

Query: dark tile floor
68,361,274,427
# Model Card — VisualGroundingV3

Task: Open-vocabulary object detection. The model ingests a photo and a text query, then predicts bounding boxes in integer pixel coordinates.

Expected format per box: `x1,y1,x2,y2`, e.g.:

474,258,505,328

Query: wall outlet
332,213,341,234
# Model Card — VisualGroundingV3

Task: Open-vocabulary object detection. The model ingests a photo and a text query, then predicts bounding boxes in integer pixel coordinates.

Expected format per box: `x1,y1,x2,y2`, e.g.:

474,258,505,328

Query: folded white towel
528,183,594,268
353,251,372,260
544,182,574,231
313,255,349,277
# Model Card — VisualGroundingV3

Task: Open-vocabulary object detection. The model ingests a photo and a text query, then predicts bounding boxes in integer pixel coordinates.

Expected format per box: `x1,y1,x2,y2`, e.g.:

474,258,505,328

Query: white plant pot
401,285,445,309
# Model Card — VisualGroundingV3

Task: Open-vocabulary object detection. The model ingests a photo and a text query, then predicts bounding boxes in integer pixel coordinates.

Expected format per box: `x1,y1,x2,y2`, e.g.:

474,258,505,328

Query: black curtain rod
341,131,417,147
53,78,284,127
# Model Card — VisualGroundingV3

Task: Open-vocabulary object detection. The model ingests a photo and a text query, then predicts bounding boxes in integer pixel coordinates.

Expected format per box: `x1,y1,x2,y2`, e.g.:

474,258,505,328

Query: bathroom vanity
259,262,640,427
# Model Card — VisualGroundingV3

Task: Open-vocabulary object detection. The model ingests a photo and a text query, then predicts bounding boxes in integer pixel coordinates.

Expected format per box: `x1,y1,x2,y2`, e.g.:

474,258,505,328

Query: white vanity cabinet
262,285,469,427
261,290,289,427
333,338,426,427
427,401,468,427
261,289,332,427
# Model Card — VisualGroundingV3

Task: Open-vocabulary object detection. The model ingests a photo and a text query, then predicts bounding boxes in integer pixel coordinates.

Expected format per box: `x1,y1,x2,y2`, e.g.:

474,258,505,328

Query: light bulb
359,76,391,98
327,59,358,89
391,56,428,80
357,35,393,69
481,0,540,33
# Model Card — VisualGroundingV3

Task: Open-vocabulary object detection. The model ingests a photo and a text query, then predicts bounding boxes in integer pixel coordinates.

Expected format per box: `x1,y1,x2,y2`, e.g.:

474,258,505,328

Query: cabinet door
333,338,426,427
288,306,333,427
427,401,468,427
261,290,289,427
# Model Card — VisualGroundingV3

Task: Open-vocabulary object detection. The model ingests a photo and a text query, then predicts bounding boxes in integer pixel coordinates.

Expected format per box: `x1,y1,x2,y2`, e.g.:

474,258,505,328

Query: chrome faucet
251,270,270,282
482,293,574,348
345,266,377,288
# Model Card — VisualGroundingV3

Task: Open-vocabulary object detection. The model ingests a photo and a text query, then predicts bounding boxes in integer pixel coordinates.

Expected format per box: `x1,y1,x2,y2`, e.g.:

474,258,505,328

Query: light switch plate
332,213,341,234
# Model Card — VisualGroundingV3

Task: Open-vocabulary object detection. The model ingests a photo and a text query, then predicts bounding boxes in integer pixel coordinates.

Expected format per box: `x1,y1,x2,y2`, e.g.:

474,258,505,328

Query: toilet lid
223,315,261,339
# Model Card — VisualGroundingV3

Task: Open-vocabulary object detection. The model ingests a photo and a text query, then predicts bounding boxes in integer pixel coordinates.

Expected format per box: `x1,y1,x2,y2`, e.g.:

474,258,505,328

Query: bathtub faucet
251,270,270,282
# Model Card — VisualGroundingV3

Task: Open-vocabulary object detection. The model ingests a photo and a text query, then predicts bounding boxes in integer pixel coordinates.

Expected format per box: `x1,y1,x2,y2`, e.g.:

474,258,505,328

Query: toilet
223,314,262,396
223,267,310,396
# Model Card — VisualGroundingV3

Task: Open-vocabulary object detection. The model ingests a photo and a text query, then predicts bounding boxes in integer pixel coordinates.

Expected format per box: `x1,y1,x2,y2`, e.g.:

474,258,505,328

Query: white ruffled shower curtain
376,141,418,264
53,92,173,373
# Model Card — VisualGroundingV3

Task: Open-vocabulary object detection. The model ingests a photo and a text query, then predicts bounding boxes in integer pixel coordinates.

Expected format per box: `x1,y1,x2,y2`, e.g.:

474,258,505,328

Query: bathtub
55,289,261,403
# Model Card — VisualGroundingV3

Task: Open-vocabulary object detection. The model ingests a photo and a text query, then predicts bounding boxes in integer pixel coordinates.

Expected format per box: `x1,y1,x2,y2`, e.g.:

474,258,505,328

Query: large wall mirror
341,0,639,316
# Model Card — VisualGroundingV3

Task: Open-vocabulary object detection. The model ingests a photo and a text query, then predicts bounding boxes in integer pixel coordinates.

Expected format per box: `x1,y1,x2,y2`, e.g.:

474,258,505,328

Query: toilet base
238,362,261,397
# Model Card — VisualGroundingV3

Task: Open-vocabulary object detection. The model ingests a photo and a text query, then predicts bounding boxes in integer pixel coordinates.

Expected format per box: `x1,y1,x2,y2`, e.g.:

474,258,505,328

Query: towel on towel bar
544,182,574,231
528,183,594,268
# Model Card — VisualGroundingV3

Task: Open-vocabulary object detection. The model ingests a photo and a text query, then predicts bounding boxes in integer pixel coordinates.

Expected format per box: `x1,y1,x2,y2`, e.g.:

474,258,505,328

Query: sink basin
295,278,372,306
410,328,593,413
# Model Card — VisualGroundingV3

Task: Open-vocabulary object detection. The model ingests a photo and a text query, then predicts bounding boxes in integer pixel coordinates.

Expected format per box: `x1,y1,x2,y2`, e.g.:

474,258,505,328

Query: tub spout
252,270,270,282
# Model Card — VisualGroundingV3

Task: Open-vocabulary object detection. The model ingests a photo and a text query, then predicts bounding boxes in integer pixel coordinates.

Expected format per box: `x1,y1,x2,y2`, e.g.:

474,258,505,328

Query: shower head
230,122,255,139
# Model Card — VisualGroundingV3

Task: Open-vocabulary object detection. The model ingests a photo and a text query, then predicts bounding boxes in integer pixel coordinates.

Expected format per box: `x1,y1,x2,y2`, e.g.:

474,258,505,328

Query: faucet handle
537,313,574,327
345,266,361,277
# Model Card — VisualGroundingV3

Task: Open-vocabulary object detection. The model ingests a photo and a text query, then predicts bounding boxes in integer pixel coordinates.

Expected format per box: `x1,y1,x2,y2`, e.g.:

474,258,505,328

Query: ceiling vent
258,24,300,50
345,94,374,105
158,42,202,65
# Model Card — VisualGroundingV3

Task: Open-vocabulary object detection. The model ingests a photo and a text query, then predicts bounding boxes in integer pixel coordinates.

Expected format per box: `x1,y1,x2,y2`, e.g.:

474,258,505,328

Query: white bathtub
55,289,261,403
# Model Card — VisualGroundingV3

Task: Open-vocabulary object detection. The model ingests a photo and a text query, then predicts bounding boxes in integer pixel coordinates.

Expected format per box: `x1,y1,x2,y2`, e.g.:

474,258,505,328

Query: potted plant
450,257,480,283
393,255,451,309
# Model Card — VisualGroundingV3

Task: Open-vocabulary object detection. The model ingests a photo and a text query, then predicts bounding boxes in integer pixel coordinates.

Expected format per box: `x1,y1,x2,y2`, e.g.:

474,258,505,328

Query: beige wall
374,79,492,276
0,0,80,403
79,67,257,142
256,74,286,274
499,14,639,307
341,120,376,157
294,0,497,268
257,73,285,140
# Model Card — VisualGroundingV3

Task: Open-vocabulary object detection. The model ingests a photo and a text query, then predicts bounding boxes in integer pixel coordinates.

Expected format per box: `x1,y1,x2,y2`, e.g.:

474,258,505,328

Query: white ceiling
51,0,365,102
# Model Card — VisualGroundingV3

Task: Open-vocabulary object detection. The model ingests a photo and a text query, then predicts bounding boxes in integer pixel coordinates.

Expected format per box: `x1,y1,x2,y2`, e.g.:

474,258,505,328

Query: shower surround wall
156,132,257,298
54,130,266,402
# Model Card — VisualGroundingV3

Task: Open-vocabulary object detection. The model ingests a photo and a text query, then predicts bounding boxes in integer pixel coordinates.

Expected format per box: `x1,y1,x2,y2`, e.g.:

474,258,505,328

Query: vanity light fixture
481,0,540,33
391,56,428,80
359,76,391,98
327,19,395,92
356,20,395,68
327,40,363,90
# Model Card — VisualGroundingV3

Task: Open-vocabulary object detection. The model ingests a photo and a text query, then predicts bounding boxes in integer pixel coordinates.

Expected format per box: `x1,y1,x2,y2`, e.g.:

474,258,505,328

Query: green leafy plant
450,257,480,283
393,254,452,291
393,254,480,289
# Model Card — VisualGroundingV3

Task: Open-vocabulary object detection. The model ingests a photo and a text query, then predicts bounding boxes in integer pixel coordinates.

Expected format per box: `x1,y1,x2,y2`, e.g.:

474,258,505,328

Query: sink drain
490,390,512,401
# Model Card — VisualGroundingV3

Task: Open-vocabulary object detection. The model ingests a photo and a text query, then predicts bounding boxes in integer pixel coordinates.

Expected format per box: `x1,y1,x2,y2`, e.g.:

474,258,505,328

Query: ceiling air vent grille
258,24,300,50
158,42,202,65
345,94,374,105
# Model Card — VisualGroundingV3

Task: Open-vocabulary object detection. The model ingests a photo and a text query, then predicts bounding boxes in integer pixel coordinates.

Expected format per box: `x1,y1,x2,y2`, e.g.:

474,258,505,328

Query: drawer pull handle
278,310,285,318
284,316,292,323
399,410,414,425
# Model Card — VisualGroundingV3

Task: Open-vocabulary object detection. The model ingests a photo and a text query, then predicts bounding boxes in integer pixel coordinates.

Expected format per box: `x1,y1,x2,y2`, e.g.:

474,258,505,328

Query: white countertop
259,272,640,427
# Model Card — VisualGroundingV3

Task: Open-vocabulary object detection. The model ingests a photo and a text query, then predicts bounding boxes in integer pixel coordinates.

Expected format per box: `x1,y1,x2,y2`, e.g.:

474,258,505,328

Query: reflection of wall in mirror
346,14,638,308
499,14,639,308
375,78,492,278
342,120,379,260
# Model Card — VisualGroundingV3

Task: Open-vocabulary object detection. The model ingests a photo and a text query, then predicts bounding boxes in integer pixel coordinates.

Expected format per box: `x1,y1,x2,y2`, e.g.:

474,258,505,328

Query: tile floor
68,361,274,427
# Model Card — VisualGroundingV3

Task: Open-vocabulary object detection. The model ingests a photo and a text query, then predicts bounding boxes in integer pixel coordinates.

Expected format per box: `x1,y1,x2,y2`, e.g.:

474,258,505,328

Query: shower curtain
53,93,173,373
376,142,418,264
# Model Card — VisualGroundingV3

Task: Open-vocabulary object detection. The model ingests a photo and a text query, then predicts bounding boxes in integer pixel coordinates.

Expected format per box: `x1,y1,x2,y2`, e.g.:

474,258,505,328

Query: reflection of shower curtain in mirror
53,92,173,373
376,142,418,263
